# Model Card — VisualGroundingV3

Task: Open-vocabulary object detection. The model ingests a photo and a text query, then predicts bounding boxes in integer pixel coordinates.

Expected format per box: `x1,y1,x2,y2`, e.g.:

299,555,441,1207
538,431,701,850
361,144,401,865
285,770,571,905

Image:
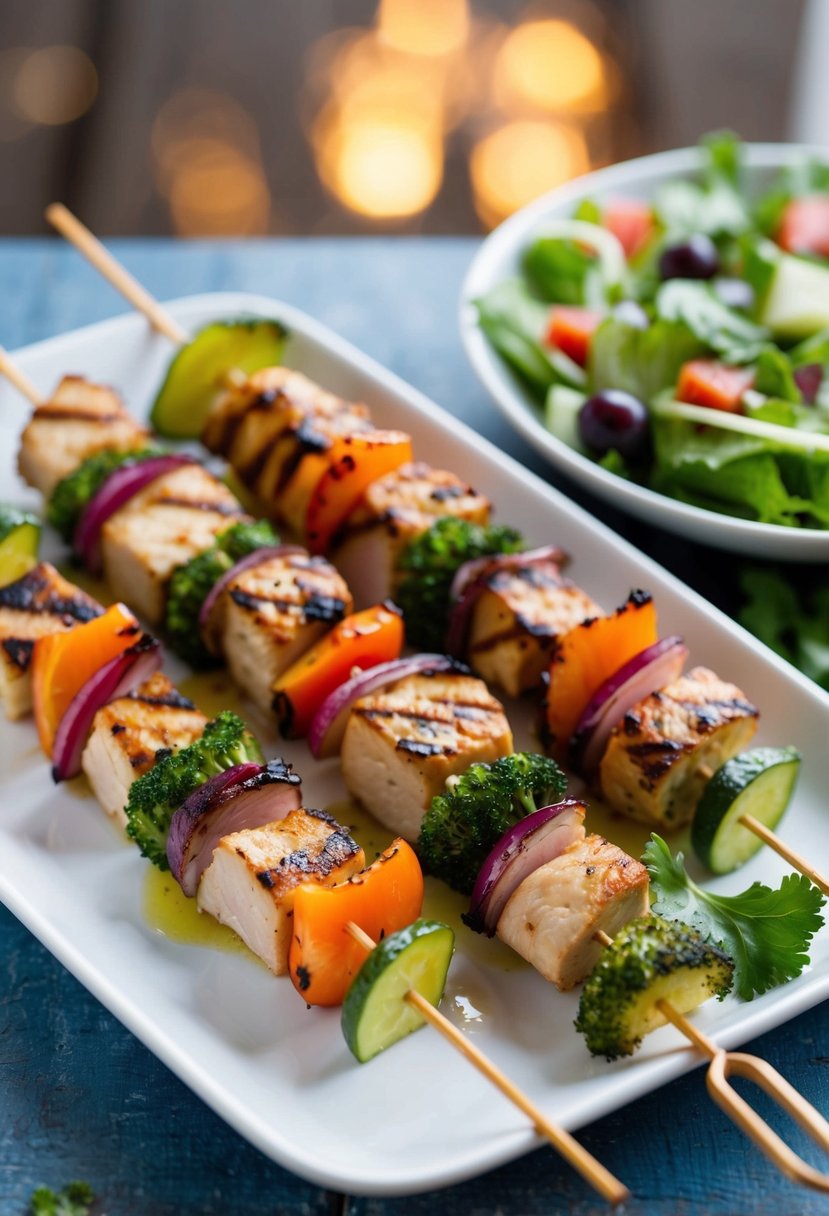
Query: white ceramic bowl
460,143,829,561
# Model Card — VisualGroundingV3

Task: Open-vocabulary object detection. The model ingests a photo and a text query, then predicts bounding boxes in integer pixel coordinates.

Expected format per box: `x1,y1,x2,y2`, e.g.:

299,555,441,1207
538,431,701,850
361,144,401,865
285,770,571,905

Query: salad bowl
460,143,829,561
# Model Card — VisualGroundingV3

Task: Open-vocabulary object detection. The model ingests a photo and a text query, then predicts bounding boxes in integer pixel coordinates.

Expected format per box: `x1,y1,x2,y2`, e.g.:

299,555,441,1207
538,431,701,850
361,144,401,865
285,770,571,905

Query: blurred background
0,0,818,237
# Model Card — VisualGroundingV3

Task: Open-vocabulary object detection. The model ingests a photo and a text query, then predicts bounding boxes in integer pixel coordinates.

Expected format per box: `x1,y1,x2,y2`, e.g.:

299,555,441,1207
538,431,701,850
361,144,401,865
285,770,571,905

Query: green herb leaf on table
643,833,825,1001
29,1182,94,1216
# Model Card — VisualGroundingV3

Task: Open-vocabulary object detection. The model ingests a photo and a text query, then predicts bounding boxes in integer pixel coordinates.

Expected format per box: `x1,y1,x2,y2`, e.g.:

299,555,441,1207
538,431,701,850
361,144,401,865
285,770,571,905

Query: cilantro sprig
643,834,825,1001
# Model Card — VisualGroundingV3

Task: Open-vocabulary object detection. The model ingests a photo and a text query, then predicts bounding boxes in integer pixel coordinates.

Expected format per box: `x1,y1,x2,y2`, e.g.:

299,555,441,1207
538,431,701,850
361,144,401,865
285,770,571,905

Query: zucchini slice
0,505,40,585
692,746,801,875
575,915,734,1060
342,919,454,1063
150,317,288,438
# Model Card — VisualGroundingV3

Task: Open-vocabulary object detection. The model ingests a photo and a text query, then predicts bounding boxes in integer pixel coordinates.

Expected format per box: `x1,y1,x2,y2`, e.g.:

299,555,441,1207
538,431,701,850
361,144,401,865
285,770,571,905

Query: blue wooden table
2,238,828,1216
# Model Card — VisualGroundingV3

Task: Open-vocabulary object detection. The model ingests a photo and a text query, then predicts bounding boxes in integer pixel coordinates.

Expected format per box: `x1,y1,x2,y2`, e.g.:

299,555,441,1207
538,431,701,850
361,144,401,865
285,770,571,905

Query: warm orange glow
12,46,97,125
495,20,607,113
314,105,442,219
167,140,271,236
151,88,262,192
378,0,469,57
470,120,589,228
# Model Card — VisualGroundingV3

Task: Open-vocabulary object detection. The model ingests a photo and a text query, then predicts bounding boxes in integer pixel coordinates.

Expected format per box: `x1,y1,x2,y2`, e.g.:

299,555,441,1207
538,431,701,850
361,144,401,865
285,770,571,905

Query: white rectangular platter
3,292,829,1197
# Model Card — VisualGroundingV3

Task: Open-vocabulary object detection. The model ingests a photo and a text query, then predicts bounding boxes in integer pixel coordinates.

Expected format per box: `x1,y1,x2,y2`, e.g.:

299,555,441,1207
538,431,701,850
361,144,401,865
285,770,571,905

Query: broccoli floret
395,516,525,651
418,751,566,895
125,710,264,868
164,519,279,666
574,915,734,1061
47,446,164,542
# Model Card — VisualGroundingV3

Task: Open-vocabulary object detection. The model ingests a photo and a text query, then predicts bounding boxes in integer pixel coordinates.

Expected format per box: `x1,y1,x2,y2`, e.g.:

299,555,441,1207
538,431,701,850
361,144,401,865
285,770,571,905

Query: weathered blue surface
1,238,828,1215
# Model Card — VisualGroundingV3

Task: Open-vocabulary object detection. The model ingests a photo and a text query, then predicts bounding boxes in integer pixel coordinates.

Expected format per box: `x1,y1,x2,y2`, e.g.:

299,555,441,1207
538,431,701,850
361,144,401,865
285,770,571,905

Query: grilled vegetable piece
273,602,404,738
151,318,288,437
81,673,207,828
165,518,280,667
692,746,802,874
465,562,599,697
543,590,658,762
124,710,264,869
202,365,372,522
197,807,365,974
167,759,303,896
0,505,40,586
599,666,759,829
221,549,352,717
497,833,650,990
332,462,491,609
289,838,424,1006
305,430,414,555
18,374,149,499
396,517,526,651
47,445,164,543
342,919,455,1063
341,667,514,842
574,915,734,1061
31,601,140,756
99,462,248,624
0,562,102,720
418,751,566,895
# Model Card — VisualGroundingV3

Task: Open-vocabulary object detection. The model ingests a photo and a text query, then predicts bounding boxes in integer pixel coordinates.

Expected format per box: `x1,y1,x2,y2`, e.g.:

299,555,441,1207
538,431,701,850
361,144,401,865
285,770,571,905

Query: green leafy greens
643,834,824,1000
29,1182,94,1216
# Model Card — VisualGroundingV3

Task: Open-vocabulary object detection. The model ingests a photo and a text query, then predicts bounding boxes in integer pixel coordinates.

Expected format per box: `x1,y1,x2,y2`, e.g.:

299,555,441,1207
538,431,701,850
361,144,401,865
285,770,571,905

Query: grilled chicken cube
100,463,247,625
197,807,365,974
332,461,491,607
202,366,372,530
497,833,649,990
18,375,149,499
221,550,352,716
599,666,759,829
340,669,514,841
468,565,600,698
0,562,102,720
81,673,207,829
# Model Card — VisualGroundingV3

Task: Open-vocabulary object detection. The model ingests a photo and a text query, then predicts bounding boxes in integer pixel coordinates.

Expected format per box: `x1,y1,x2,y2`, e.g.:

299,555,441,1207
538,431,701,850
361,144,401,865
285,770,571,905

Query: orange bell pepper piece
305,430,413,554
543,591,658,761
272,602,404,738
32,601,140,757
676,359,754,413
545,306,603,367
288,838,424,1007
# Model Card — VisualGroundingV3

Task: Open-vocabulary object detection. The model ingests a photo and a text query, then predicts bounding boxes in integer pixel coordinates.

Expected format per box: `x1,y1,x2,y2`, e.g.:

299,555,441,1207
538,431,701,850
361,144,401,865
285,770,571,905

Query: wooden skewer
45,203,189,347
593,929,829,1191
345,921,629,1208
696,762,828,894
0,347,40,405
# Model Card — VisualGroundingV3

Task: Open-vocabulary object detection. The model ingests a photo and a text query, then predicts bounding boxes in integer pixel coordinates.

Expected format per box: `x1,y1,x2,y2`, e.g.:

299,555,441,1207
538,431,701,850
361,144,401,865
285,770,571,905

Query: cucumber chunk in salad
0,505,40,586
691,746,801,875
342,919,454,1063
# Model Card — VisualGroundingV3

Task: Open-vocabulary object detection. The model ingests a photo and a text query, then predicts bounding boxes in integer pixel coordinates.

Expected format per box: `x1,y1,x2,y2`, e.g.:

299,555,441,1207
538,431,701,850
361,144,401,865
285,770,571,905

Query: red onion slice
308,654,462,759
570,636,689,777
74,455,194,573
794,362,822,405
166,759,302,895
197,544,306,647
445,545,569,658
465,800,587,936
51,635,163,782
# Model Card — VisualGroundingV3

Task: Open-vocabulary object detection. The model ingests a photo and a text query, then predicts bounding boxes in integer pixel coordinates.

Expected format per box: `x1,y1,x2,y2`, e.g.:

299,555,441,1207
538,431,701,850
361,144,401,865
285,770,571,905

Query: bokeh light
470,119,590,228
377,0,469,57
494,19,607,113
12,45,97,125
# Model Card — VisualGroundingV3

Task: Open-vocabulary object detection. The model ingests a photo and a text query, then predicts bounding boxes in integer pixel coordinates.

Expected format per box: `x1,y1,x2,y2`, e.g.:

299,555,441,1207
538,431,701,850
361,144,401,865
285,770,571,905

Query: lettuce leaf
589,314,703,400
475,279,586,398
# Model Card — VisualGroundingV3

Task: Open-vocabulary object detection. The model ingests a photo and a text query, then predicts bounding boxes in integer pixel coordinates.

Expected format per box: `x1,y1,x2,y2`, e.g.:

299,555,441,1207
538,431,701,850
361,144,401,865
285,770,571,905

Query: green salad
476,132,829,530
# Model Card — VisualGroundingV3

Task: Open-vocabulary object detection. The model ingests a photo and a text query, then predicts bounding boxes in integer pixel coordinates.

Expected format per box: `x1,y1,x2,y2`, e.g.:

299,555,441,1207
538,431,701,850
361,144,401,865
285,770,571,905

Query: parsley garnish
29,1182,94,1216
643,834,825,1001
